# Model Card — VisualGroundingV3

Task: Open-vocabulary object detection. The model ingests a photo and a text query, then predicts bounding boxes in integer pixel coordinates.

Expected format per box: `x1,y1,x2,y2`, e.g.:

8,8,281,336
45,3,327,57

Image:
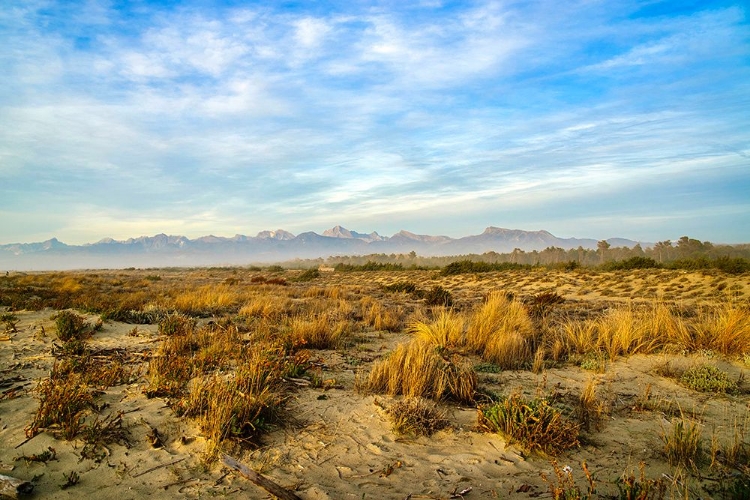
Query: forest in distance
281,236,750,274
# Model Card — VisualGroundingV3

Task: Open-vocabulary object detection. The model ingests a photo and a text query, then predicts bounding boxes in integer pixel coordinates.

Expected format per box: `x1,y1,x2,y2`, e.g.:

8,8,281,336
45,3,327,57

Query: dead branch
222,454,302,500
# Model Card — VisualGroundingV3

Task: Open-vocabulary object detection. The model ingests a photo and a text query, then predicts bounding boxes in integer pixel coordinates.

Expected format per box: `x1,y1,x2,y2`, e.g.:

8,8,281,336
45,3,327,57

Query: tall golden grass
554,301,749,362
410,308,465,349
363,340,475,403
287,312,351,349
466,292,535,369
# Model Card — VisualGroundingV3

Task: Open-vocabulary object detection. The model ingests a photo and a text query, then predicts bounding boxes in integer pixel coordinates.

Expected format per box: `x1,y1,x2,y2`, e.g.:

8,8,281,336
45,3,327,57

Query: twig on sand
222,454,303,500
131,457,185,478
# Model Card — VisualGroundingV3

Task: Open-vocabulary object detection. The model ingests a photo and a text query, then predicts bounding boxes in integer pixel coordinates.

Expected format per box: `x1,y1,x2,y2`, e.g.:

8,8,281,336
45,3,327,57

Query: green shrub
680,365,738,394
295,268,320,282
602,257,660,271
478,392,579,455
383,282,421,294
441,260,529,276
54,310,89,342
424,286,453,307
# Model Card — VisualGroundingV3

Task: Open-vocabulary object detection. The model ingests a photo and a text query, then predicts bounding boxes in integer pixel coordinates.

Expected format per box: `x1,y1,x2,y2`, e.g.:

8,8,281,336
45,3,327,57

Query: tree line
277,237,750,274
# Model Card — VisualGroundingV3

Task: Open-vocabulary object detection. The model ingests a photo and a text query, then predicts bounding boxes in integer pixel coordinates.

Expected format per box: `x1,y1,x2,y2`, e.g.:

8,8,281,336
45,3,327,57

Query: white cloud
293,17,331,48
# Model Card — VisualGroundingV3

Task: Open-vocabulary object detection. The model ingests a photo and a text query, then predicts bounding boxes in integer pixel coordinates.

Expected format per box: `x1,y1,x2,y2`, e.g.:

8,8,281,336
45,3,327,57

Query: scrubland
0,266,748,499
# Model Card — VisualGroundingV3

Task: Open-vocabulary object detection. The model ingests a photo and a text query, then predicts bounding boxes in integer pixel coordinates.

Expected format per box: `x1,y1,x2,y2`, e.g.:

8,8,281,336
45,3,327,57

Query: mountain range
0,226,643,270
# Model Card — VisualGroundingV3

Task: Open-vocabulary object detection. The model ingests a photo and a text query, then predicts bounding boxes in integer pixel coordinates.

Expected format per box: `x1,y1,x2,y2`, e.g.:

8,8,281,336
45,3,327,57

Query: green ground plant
478,392,579,455
680,365,738,394
54,310,90,342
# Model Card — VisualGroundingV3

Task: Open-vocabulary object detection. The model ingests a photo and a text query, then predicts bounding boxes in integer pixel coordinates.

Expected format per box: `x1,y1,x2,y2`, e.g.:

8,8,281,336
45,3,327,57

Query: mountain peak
323,225,353,238
323,226,385,242
256,229,295,240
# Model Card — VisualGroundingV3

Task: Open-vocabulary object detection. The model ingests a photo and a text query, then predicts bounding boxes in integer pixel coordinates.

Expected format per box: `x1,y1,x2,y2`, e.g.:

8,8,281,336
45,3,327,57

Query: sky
1,0,749,245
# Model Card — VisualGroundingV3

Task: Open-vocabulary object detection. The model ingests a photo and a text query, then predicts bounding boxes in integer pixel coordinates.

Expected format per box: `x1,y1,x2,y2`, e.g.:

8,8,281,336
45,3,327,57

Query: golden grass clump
170,284,248,316
364,341,476,403
238,294,294,320
183,348,287,459
287,312,350,349
690,302,750,356
467,291,535,369
556,319,598,359
363,300,404,332
410,308,465,349
596,307,660,360
576,378,608,432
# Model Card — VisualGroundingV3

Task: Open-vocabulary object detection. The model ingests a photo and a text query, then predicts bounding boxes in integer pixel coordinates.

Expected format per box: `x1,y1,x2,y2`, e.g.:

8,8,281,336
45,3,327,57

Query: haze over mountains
0,226,643,271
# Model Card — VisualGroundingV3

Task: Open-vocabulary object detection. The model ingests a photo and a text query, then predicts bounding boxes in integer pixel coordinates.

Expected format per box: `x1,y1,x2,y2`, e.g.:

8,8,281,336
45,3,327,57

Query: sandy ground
1,270,749,499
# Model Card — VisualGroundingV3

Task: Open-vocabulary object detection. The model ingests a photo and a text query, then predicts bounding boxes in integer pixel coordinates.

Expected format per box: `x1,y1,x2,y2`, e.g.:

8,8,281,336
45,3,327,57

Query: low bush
295,268,320,282
423,286,453,307
158,313,195,336
478,392,579,455
54,310,90,342
386,397,450,437
441,260,530,275
680,365,738,394
26,374,92,440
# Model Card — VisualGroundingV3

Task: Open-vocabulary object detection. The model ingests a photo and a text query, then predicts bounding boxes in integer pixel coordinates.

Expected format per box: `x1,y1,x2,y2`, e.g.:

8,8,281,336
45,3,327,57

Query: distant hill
0,226,644,270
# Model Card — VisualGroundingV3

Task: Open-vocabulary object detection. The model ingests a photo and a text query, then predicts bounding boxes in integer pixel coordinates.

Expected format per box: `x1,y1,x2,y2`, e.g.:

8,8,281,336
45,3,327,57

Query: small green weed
680,365,738,394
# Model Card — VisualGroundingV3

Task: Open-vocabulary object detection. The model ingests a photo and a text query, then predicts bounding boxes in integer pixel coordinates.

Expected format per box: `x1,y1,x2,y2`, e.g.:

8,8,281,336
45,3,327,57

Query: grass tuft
478,392,579,455
467,291,535,369
363,340,475,403
386,397,450,437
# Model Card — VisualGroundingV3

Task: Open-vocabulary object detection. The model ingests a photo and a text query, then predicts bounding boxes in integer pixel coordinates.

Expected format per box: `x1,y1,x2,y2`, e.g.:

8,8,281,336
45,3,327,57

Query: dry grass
576,378,609,432
596,307,661,359
662,412,704,468
26,374,93,440
5,266,749,490
410,308,465,349
363,340,475,403
363,299,404,332
386,397,451,437
466,291,535,369
238,294,294,320
184,352,286,459
690,302,750,356
557,318,598,358
171,284,248,316
287,312,350,349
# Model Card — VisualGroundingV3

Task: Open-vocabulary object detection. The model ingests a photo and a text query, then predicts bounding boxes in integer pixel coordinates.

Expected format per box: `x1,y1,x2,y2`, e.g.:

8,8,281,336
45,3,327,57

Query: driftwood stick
0,473,34,499
222,454,302,500
131,457,185,478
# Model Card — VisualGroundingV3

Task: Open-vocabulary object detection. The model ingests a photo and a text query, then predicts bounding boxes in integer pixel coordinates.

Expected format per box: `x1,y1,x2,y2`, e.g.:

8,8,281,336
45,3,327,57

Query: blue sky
1,0,748,245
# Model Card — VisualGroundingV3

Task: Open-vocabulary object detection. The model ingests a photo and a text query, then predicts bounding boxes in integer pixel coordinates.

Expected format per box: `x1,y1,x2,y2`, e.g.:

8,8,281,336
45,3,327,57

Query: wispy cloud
0,0,748,244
